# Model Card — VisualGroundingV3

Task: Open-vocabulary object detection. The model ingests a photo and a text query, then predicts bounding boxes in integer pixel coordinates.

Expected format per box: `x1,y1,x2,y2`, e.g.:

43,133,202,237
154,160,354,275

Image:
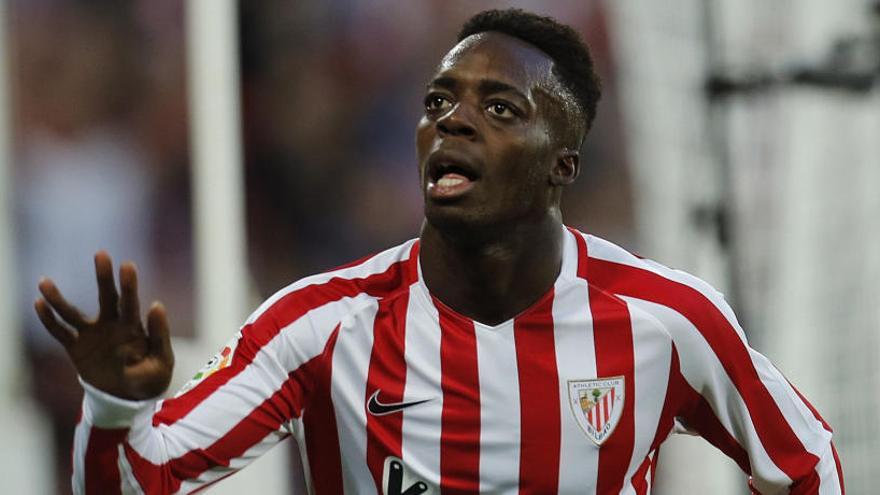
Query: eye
425,94,452,113
487,101,517,118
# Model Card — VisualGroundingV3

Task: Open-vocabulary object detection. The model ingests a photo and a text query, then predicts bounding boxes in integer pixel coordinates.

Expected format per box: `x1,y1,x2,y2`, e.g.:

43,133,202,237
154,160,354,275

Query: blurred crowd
9,1,632,492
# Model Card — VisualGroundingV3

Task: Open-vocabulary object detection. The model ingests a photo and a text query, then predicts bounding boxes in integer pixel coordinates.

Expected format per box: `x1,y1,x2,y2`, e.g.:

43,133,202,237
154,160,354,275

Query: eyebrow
428,76,530,103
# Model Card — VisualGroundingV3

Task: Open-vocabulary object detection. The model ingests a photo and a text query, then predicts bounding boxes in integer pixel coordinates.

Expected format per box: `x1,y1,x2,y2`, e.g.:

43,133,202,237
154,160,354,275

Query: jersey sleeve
71,297,341,495
665,281,844,494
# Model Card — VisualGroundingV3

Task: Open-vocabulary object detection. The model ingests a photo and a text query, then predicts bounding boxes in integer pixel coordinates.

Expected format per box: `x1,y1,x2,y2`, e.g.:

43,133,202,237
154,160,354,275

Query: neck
419,214,564,326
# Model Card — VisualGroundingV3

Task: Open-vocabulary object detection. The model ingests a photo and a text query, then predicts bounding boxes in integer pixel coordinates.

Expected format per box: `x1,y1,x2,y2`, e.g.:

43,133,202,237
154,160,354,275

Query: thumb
146,302,174,368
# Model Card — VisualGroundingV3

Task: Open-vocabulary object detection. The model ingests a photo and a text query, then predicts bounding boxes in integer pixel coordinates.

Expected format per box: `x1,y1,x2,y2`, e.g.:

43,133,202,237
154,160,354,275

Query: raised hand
34,251,174,401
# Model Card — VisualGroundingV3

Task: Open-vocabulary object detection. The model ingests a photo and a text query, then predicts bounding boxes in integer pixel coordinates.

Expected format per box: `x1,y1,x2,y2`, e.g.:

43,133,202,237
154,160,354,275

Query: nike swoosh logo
367,390,432,416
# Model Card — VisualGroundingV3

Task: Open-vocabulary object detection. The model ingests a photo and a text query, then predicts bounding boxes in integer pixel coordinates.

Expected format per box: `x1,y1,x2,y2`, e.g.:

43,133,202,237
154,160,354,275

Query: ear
549,149,579,186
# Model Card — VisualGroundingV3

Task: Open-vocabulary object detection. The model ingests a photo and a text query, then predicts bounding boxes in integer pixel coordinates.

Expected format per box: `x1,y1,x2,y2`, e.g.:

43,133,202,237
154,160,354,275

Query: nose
436,103,477,139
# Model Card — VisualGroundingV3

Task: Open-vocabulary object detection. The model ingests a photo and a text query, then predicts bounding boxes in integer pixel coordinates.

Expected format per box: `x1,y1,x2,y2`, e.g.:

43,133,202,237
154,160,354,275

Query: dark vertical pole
700,0,749,331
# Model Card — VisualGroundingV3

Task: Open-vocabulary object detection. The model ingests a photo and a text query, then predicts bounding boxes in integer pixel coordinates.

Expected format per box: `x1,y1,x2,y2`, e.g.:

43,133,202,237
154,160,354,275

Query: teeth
437,176,465,187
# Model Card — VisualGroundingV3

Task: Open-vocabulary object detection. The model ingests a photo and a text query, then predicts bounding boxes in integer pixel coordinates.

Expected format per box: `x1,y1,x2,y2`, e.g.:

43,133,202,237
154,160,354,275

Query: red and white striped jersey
74,227,844,494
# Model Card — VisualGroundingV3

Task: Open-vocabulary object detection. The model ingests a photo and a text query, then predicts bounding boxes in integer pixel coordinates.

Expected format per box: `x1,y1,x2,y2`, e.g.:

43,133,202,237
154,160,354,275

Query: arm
663,283,844,494
36,252,320,494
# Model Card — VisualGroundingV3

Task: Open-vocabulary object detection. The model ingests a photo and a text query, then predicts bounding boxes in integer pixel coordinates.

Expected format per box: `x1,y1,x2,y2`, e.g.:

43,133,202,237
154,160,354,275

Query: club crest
568,377,625,445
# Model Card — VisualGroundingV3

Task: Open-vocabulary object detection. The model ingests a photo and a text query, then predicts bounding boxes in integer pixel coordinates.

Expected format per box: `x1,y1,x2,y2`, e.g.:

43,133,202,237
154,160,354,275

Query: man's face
416,32,562,233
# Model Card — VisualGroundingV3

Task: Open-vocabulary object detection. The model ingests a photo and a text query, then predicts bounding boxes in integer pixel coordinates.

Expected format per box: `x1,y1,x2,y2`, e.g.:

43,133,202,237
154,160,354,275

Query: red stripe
437,302,481,494
364,293,412,492
586,255,821,483
573,231,636,495
514,290,561,494
302,326,344,495
84,427,128,494
603,393,610,426
154,245,419,427
125,355,322,493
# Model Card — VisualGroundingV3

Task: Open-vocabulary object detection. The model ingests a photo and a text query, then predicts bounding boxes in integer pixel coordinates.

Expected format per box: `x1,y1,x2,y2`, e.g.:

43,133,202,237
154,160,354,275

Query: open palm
34,251,174,401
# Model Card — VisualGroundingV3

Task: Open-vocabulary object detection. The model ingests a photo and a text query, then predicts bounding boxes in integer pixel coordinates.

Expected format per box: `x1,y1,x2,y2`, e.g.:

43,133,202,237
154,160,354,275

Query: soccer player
35,9,843,494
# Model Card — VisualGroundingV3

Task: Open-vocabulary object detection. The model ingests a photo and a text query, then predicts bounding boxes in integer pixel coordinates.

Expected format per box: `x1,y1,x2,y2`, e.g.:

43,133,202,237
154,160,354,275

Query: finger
119,262,141,325
38,277,88,328
94,251,119,321
34,298,78,347
146,302,174,367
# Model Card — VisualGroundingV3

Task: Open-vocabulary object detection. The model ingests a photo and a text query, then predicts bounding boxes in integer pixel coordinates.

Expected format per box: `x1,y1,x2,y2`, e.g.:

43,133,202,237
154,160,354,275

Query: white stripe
618,298,673,495
330,299,381,494
400,282,443,488
244,239,416,325
552,274,599,494
474,321,521,493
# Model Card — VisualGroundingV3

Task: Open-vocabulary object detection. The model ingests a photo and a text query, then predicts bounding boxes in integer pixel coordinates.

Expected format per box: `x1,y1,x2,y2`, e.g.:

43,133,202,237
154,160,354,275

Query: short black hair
458,9,601,145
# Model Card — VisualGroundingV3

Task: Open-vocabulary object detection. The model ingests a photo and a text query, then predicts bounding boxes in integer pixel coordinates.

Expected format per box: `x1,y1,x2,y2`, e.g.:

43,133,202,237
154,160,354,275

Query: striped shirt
74,227,844,494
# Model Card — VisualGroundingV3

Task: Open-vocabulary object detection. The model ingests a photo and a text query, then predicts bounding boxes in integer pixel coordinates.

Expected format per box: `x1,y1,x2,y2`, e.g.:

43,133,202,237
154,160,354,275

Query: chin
424,203,505,242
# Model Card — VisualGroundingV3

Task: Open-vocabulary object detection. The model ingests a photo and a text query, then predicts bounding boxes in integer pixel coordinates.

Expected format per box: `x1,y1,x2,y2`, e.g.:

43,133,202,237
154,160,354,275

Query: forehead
434,32,556,96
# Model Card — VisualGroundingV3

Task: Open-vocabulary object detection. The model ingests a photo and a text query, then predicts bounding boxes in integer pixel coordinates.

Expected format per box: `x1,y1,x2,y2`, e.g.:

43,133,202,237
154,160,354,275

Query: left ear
549,149,579,186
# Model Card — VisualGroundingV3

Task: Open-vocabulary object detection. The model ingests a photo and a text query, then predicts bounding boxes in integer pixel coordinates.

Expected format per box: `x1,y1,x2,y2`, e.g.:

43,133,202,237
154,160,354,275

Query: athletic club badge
568,377,625,445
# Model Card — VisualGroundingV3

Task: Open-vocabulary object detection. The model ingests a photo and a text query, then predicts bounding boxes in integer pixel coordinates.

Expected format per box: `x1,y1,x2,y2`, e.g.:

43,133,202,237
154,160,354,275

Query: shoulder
567,228,744,340
244,238,421,328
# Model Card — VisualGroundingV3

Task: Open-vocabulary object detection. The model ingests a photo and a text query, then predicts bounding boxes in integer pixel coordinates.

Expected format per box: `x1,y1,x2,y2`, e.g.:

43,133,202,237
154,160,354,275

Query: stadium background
0,0,876,493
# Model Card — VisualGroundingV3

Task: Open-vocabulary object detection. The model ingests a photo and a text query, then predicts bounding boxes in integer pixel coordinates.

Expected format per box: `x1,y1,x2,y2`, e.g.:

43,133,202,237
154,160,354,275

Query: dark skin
34,32,580,400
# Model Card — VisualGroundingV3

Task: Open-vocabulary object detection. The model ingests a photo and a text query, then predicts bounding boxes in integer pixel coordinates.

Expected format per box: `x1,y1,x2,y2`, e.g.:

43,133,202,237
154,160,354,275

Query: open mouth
426,156,480,201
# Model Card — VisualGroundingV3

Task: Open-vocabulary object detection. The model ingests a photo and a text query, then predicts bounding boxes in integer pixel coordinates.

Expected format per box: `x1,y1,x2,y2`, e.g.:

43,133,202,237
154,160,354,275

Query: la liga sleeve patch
174,332,241,397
